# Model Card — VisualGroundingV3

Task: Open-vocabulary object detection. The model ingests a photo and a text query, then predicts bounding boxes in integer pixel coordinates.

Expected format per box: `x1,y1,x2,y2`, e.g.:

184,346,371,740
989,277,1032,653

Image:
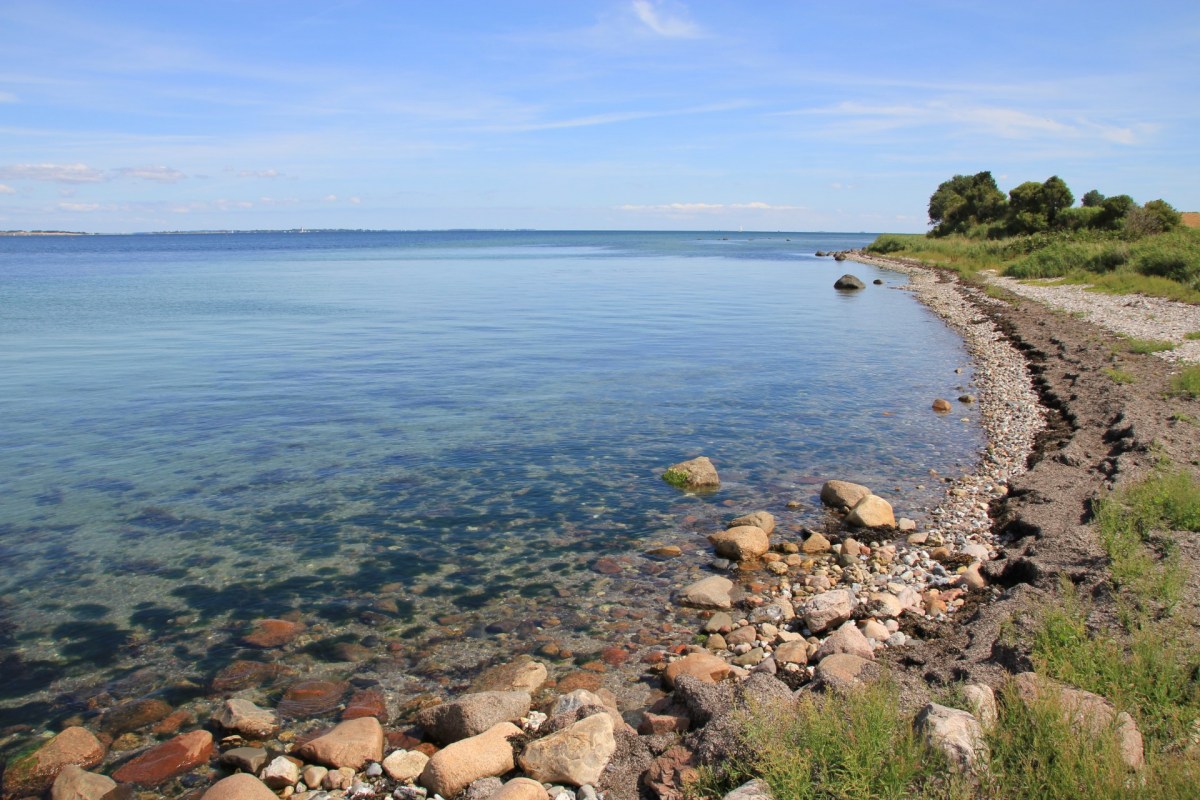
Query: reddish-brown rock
111,730,213,786
276,679,348,718
293,717,384,770
662,652,732,689
99,699,174,735
241,618,303,648
556,671,603,694
342,687,389,722
2,727,107,798
210,660,296,693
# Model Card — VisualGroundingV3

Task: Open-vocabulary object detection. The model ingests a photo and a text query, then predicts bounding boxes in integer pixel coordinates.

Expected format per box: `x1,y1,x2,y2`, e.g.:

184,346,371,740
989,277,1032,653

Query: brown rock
638,711,690,736
241,618,303,648
772,640,809,667
676,576,733,609
820,480,871,510
663,652,732,689
556,671,603,694
219,747,269,774
342,687,389,722
644,745,697,800
812,653,878,691
213,698,280,739
50,765,116,800
470,656,549,694
2,727,107,797
707,526,770,561
662,457,720,490
201,773,279,800
491,777,550,800
99,699,173,736
151,710,193,737
416,691,532,744
591,557,623,575
382,749,429,782
800,532,831,554
418,722,521,799
932,398,952,413
294,717,384,770
845,495,895,528
646,545,682,558
111,729,213,786
814,621,875,662
728,511,775,535
210,660,295,693
518,713,616,786
276,679,348,718
802,589,856,633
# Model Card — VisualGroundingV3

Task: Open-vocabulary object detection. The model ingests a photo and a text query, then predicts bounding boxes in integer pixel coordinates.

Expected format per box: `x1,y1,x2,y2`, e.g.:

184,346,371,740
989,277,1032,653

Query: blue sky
1,1,1197,233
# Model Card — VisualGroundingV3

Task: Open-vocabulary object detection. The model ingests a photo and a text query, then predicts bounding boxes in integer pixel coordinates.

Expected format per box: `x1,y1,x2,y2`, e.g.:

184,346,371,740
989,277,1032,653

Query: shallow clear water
0,230,983,725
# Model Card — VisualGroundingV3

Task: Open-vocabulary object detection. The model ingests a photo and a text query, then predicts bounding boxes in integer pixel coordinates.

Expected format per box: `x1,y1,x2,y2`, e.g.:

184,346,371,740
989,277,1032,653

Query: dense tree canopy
927,171,1006,236
926,173,1181,240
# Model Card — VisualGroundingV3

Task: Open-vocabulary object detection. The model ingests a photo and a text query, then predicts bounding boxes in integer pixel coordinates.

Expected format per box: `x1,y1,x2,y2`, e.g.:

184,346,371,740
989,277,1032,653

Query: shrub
866,234,908,254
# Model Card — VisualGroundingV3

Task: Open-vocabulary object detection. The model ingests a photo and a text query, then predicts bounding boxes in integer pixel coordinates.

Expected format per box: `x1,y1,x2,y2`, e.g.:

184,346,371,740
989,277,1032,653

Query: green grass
1124,338,1176,354
866,227,1200,302
1169,366,1200,398
1103,367,1137,384
694,679,964,800
1185,331,1200,341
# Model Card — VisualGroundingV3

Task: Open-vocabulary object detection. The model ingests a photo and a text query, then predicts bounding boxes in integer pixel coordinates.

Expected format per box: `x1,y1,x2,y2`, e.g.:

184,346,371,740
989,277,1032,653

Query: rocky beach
5,251,1199,800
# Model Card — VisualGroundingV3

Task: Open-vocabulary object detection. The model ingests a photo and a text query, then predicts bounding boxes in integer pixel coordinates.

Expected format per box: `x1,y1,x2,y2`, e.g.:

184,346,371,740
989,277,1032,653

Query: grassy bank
692,468,1200,799
866,228,1200,303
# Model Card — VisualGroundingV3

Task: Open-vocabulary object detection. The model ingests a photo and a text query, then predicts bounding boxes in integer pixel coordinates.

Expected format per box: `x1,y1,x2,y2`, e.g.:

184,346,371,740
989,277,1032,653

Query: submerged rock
676,576,733,609
3,727,107,797
661,457,720,490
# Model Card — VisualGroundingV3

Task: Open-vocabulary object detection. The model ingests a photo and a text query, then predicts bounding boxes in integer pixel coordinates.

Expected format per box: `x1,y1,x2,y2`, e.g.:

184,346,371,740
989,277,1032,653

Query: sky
1,1,1197,233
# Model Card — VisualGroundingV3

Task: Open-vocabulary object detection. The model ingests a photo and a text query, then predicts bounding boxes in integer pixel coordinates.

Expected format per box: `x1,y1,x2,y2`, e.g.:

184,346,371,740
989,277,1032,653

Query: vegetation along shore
4,183,1200,799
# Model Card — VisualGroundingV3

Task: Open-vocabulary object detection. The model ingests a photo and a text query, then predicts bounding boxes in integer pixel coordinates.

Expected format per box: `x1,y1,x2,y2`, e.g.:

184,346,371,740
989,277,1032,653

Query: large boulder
416,691,531,744
419,722,521,799
676,576,733,609
519,713,617,786
819,480,871,510
802,589,856,634
707,526,769,561
834,274,866,290
914,703,989,776
845,495,895,528
2,727,107,798
662,457,720,490
811,654,879,692
294,717,384,770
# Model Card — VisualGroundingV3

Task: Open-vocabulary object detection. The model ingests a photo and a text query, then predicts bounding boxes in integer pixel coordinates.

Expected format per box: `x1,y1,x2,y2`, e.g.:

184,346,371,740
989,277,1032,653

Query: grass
866,227,1200,303
1185,331,1200,341
1123,338,1176,354
1168,365,1200,398
1103,367,1137,384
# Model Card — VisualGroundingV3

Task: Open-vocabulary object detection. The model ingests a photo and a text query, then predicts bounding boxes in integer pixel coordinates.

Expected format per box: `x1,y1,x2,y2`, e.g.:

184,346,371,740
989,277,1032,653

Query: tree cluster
926,172,1181,238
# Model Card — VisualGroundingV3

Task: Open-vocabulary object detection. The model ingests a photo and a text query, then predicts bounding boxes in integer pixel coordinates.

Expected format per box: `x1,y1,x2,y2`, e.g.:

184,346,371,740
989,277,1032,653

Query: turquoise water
0,230,982,726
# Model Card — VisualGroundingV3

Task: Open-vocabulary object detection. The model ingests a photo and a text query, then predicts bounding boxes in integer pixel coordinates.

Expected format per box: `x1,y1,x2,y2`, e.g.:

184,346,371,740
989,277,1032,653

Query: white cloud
630,0,702,38
619,201,805,213
114,165,187,183
0,163,105,183
237,169,283,178
57,201,103,212
323,194,338,202
0,183,15,194
786,100,1145,145
0,91,17,103
495,101,745,132
349,196,362,205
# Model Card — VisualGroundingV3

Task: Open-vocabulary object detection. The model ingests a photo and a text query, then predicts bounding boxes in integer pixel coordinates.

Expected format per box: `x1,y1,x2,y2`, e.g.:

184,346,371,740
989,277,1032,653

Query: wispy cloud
619,201,805,213
114,165,187,183
0,183,15,194
237,169,284,178
784,100,1148,145
493,101,745,132
631,0,703,39
0,163,106,183
0,91,17,103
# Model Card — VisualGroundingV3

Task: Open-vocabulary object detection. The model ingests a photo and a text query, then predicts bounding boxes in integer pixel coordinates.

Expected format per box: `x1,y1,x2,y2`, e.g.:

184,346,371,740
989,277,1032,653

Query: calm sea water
0,230,983,727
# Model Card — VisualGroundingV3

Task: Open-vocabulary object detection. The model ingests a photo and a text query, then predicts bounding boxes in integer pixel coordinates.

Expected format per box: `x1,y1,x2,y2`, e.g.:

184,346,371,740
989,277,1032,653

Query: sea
0,230,984,730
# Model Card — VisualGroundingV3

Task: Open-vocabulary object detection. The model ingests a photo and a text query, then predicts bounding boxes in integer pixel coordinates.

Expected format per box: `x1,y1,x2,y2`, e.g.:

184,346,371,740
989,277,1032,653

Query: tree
1096,194,1135,229
1142,199,1182,231
1005,176,1075,234
928,171,1007,237
1081,189,1106,208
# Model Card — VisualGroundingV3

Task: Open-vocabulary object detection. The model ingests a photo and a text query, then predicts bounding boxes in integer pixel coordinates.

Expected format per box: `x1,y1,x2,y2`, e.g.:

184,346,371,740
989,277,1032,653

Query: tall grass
1169,366,1200,398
